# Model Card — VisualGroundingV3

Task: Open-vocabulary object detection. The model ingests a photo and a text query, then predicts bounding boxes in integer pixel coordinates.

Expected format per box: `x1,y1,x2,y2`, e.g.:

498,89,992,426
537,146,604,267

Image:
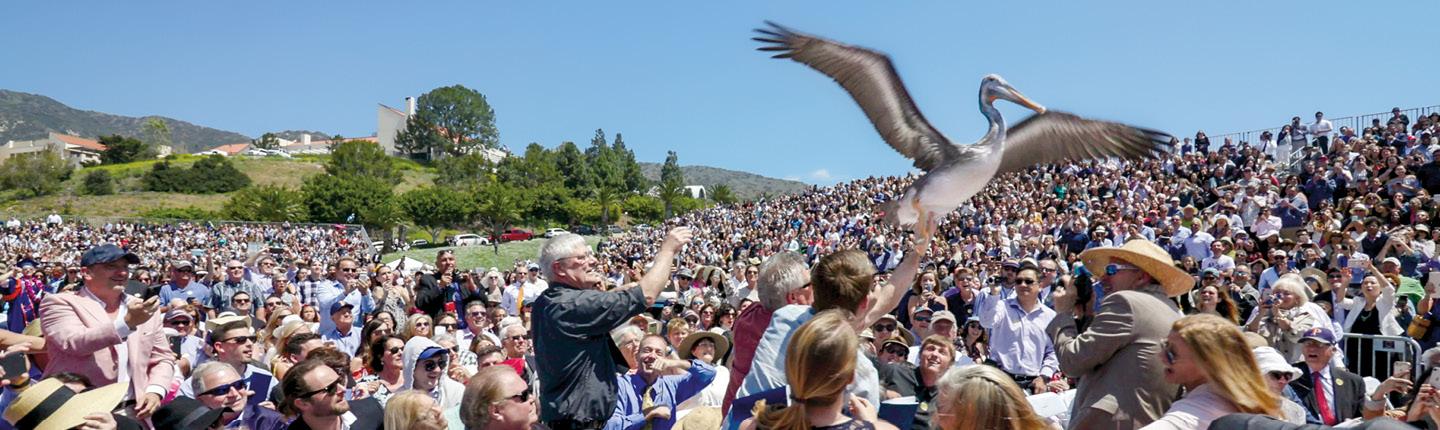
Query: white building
376,96,509,163
0,132,107,166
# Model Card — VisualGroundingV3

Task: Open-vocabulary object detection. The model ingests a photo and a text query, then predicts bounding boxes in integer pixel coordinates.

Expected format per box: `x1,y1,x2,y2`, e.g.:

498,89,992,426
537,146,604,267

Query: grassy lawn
381,235,605,271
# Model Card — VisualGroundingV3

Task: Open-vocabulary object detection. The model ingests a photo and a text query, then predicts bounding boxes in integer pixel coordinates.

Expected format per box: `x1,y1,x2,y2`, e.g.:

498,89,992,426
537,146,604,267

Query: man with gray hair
190,361,286,430
719,252,812,413
532,228,692,429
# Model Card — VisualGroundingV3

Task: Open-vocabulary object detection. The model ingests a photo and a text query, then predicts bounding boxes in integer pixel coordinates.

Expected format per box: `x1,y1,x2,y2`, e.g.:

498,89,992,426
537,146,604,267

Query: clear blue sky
7,1,1437,184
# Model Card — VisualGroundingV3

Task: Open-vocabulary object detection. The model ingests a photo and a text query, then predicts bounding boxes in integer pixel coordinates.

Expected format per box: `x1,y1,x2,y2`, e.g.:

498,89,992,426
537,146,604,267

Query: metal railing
1341,333,1421,382
1206,105,1440,151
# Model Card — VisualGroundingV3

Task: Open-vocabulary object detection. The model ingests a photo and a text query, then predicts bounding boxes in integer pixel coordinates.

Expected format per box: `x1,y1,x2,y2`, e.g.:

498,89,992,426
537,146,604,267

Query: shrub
81,170,115,195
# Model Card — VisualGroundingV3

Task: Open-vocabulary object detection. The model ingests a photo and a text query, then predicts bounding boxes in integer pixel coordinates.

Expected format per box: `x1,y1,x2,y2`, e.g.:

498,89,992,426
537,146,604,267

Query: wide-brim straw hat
3,379,126,430
1080,239,1193,297
678,331,730,363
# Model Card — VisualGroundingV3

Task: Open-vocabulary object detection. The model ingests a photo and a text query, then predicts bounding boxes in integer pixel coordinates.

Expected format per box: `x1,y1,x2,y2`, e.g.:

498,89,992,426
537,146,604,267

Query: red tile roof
50,133,106,151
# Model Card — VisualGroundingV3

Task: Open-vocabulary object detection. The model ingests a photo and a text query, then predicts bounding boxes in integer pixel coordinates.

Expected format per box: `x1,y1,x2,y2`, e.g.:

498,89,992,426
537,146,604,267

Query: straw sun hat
1080,239,1193,297
3,379,127,430
678,331,730,363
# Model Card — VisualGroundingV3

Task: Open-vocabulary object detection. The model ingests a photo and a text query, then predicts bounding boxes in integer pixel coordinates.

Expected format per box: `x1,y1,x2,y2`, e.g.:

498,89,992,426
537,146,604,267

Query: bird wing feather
754,22,961,172
997,111,1174,174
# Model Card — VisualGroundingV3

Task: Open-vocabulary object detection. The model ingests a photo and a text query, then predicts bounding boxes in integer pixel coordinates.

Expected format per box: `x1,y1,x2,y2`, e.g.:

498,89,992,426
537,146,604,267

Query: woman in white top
1246,274,1332,362
1143,314,1282,430
1336,261,1403,337
673,331,730,422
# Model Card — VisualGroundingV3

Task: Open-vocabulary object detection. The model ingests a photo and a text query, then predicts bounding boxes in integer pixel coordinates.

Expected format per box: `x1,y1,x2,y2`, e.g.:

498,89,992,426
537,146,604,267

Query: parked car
448,234,490,246
490,228,534,243
411,239,430,247
572,225,597,235
544,228,569,238
633,224,652,232
605,225,624,234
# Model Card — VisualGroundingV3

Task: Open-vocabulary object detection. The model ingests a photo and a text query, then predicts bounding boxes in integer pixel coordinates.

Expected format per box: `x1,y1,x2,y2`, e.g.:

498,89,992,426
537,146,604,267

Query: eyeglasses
222,335,256,345
166,319,192,326
421,358,450,372
872,323,896,332
233,298,251,304
507,335,527,341
386,346,403,355
914,315,931,323
299,377,344,398
416,322,431,327
505,387,533,403
227,266,244,270
437,323,456,330
264,301,281,307
1014,278,1038,285
466,311,486,318
1266,371,1290,381
883,346,910,356
1104,264,1140,276
340,268,358,273
199,379,248,397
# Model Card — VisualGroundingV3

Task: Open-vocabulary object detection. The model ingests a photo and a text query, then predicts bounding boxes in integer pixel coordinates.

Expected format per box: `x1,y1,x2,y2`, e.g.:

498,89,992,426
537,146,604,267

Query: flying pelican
753,22,1173,236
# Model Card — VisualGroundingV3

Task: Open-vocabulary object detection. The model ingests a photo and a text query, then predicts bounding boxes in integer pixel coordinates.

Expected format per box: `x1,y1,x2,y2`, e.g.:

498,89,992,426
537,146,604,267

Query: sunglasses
166,319,192,326
506,386,533,403
233,298,251,304
883,346,910,356
341,268,358,273
299,377,344,398
507,335,527,341
914,315,931,323
1104,263,1140,276
1015,279,1038,285
199,379,248,397
872,323,897,332
1266,371,1290,381
421,358,450,372
264,301,282,307
222,335,256,345
386,346,403,355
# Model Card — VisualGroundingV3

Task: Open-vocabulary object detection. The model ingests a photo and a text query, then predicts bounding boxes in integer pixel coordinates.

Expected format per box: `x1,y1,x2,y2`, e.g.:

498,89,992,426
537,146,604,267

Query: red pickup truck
491,228,534,243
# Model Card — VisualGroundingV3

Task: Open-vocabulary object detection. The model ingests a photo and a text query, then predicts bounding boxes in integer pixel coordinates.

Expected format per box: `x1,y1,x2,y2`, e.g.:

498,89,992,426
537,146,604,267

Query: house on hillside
376,96,510,163
645,184,708,199
0,132,107,166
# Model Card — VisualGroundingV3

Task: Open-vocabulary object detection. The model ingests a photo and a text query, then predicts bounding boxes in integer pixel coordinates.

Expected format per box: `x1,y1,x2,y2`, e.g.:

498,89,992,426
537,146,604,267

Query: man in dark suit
1289,327,1365,426
415,250,460,319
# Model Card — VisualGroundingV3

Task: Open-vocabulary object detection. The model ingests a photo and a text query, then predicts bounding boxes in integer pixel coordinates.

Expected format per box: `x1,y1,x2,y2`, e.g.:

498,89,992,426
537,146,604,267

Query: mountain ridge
0,89,252,153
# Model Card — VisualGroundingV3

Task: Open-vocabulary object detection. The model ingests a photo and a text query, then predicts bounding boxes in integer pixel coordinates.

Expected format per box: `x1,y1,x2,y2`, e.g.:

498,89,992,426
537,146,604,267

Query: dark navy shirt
532,282,647,423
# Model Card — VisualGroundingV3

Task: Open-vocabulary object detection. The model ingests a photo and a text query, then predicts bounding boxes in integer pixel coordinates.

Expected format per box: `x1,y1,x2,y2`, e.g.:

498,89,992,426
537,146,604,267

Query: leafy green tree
251,132,281,150
99,134,157,164
224,185,307,221
623,194,663,223
612,133,646,192
473,182,525,254
142,118,172,152
400,187,473,243
553,141,592,193
0,151,73,198
142,155,250,193
301,174,399,228
496,143,563,190
658,151,686,218
393,85,499,158
140,207,222,220
434,153,495,190
81,170,115,195
327,140,401,185
710,184,736,204
593,185,621,227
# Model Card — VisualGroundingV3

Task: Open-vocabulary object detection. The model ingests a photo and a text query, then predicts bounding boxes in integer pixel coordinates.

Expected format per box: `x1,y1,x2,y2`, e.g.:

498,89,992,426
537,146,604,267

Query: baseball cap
172,260,195,270
1300,327,1337,345
677,268,694,279
417,346,449,361
931,310,957,324
1201,268,1220,277
164,308,192,322
329,300,355,315
80,244,140,267
1382,257,1401,266
527,263,540,272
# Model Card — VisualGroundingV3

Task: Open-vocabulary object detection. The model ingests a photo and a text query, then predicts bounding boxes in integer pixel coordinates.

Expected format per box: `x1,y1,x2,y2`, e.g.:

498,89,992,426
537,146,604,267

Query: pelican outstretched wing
997,111,1173,174
754,21,967,172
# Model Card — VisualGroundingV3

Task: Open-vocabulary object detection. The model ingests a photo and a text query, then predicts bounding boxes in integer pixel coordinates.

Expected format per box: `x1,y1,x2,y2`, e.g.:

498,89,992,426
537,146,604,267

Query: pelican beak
1010,90,1046,114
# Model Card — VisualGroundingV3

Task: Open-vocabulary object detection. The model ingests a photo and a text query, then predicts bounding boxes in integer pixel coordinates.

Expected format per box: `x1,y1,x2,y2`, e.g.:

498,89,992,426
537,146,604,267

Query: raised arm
861,218,936,330
637,228,694,306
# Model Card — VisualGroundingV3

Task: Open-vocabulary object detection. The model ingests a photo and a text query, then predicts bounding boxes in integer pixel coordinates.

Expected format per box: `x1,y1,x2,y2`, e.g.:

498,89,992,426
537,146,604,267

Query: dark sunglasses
507,335,527,341
507,386,533,403
1266,371,1289,381
386,346,403,355
883,346,910,356
223,335,256,345
166,319,192,326
299,378,344,398
1015,279,1038,285
199,379,248,397
264,301,282,307
341,268,358,273
871,323,897,332
914,315,931,322
421,358,450,372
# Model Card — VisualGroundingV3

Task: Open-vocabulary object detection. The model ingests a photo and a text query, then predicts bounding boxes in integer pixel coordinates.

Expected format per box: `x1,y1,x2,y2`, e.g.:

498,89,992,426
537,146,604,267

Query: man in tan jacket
1048,239,1188,429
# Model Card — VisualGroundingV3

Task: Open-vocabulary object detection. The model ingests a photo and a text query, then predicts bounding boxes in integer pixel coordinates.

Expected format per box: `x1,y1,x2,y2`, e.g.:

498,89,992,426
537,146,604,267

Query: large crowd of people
0,107,1438,429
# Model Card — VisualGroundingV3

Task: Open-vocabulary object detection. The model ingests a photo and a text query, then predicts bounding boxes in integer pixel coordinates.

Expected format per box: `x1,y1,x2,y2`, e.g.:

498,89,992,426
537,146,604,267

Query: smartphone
0,353,26,384
169,336,184,356
1395,361,1413,378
